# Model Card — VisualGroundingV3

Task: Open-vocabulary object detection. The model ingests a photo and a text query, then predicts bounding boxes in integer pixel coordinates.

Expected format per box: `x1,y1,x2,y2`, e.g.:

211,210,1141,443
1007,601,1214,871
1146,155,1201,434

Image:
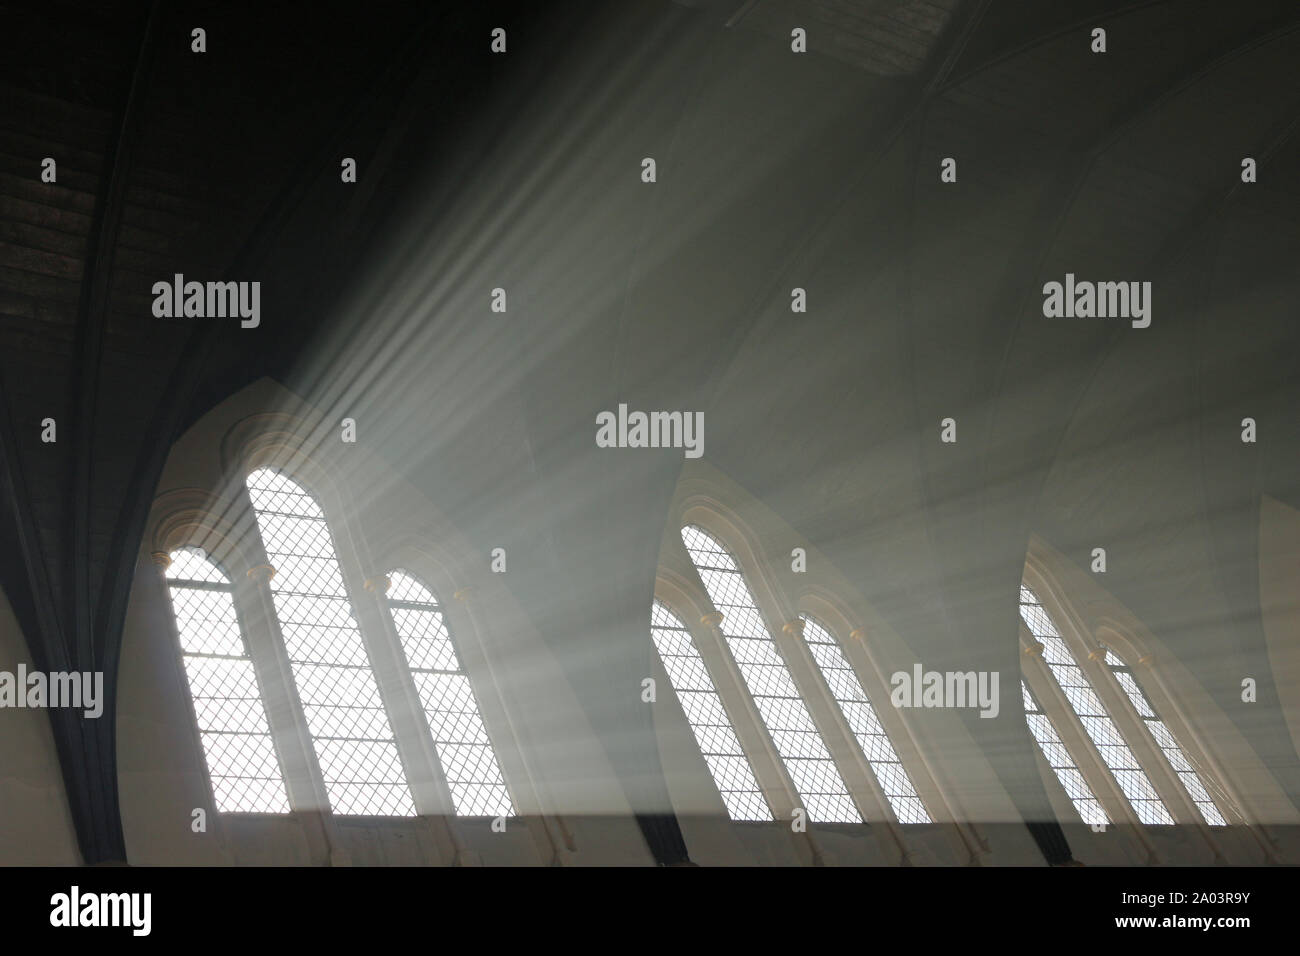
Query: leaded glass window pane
1020,585,1173,825
682,525,861,823
385,570,514,817
651,600,772,821
166,549,290,813
246,468,416,816
799,615,930,824
1022,680,1107,826
1104,650,1229,826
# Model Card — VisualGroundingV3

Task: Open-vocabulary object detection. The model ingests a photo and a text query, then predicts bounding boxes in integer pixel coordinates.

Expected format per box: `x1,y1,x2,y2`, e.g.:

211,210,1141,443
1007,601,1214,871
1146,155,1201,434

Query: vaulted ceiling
2,0,1297,863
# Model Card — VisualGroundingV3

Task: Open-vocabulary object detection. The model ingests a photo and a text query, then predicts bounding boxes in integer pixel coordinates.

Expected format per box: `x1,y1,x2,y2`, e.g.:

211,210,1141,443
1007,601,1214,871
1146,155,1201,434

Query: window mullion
347,573,455,817
1022,639,1162,862
691,610,798,820
323,505,478,864
1083,651,1201,827
776,619,902,838
1023,646,1129,822
1116,654,1251,827
235,551,331,815
1094,654,1234,865
693,609,835,865
149,552,239,838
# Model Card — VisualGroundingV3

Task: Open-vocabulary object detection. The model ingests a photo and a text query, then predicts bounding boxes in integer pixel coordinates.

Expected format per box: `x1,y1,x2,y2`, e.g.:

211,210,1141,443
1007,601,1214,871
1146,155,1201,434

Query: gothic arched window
165,548,290,813
383,569,514,817
651,599,773,822
1019,584,1174,825
680,524,862,823
798,613,931,824
1021,679,1107,826
246,467,416,816
1104,649,1229,826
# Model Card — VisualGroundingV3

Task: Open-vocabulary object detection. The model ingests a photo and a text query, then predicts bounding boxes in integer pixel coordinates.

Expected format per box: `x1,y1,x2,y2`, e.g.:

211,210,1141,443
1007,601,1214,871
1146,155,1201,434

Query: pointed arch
245,467,415,816
680,523,862,823
1019,584,1174,825
383,568,514,817
1103,647,1229,826
798,613,931,824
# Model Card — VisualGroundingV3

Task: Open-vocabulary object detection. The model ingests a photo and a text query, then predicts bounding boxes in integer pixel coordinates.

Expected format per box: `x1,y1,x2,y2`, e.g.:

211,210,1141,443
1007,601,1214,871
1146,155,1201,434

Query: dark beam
58,0,160,864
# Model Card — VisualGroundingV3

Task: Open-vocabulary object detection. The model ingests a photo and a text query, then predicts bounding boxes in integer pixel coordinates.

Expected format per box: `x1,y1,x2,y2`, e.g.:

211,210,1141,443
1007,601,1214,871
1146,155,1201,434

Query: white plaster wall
0,585,81,864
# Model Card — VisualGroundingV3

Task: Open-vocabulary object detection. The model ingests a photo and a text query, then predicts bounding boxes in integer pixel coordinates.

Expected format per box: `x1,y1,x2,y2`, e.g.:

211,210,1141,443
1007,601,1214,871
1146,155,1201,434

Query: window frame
647,590,776,823
1100,644,1227,826
678,517,867,825
244,465,423,818
150,438,526,827
1092,621,1244,829
651,495,957,862
149,483,335,818
159,546,293,815
372,537,548,831
794,607,933,826
1019,612,1157,836
1020,558,1250,861
1019,675,1108,827
379,566,517,818
791,586,989,860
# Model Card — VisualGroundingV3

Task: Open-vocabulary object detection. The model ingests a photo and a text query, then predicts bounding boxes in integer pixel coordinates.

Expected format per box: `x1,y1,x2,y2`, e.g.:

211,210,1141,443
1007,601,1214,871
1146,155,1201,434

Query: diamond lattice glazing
166,550,290,813
682,525,861,823
1104,650,1229,826
651,600,772,821
800,615,930,824
385,570,515,817
1022,681,1107,825
1020,585,1173,825
246,468,416,816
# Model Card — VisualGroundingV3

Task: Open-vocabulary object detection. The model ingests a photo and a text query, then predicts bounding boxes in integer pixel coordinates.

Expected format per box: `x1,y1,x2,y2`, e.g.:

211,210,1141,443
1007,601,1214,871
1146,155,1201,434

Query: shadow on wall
0,584,81,864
